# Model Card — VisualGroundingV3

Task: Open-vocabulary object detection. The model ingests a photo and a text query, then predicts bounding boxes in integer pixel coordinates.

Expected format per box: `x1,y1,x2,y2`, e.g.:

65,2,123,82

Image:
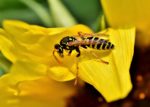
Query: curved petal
0,60,46,87
0,85,68,107
3,20,65,44
0,30,16,62
0,75,74,107
0,60,75,107
101,0,150,28
48,66,75,81
17,77,75,100
73,27,135,102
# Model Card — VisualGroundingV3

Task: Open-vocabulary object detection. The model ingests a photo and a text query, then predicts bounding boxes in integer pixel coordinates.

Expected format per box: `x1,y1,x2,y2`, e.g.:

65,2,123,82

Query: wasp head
54,44,64,57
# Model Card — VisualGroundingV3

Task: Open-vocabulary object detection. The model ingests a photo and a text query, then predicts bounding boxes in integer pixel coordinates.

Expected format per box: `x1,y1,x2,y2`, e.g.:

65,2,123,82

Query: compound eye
54,44,60,49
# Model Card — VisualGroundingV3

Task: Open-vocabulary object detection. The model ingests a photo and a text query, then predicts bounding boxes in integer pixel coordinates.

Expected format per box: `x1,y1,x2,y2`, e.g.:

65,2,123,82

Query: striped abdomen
83,37,114,50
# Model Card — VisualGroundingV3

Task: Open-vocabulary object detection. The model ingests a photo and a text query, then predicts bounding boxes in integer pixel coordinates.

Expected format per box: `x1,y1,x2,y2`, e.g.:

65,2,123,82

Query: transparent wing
78,47,112,64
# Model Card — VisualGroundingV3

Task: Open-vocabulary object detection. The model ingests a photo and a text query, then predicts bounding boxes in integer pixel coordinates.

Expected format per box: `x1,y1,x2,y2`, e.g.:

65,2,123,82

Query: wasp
53,31,114,85
53,32,114,61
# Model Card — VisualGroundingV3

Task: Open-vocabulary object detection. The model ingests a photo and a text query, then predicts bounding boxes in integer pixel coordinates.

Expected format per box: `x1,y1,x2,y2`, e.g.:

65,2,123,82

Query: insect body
69,36,114,50
53,35,114,60
53,36,80,58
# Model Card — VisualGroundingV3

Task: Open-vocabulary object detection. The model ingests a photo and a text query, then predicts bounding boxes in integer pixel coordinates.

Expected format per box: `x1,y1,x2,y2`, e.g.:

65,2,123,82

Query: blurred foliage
62,0,103,30
21,0,52,27
0,0,103,31
0,0,47,26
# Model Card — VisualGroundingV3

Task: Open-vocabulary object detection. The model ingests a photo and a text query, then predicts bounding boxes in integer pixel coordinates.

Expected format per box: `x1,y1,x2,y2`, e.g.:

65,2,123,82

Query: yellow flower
0,60,75,107
0,20,135,103
101,0,150,48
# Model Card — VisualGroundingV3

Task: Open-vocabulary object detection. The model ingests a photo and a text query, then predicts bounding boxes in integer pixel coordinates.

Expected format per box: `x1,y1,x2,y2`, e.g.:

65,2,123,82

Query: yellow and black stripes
82,36,114,50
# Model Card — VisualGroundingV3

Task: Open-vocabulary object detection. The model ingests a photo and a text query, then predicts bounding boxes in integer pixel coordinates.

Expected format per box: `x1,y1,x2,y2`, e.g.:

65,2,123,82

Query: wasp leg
96,59,109,64
91,52,109,64
74,58,79,86
74,47,81,86
78,31,93,37
53,49,62,64
78,31,83,36
68,50,72,56
75,47,81,57
78,31,85,39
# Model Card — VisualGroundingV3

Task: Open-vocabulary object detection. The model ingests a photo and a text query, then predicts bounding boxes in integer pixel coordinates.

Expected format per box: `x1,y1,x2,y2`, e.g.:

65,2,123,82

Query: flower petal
0,87,68,107
48,66,75,81
0,60,46,87
101,0,150,28
0,73,74,107
0,60,75,107
17,77,75,101
74,27,135,102
0,29,16,62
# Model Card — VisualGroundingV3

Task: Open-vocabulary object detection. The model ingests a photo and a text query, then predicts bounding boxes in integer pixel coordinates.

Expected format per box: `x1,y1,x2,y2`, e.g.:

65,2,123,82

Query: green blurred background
0,0,103,31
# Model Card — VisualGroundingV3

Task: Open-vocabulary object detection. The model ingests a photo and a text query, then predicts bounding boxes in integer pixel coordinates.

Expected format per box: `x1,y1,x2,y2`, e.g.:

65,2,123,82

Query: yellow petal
0,29,16,62
0,77,74,107
101,0,150,28
0,60,75,107
0,84,69,107
17,77,75,100
0,60,46,87
3,20,64,45
73,27,135,102
48,66,75,81
101,0,150,48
